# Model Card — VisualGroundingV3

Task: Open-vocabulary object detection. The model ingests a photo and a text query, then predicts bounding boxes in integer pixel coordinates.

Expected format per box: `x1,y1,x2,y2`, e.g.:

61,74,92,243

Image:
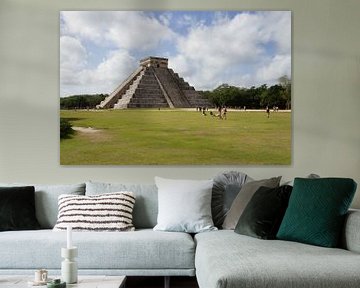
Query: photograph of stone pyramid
97,57,210,109
60,11,292,165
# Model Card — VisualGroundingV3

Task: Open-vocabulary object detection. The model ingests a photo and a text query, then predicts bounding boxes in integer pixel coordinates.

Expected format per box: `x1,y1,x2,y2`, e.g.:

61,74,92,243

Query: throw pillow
222,176,281,230
212,171,252,228
53,192,136,231
86,181,158,229
153,177,217,233
277,178,357,248
234,185,293,239
0,186,41,231
0,183,86,228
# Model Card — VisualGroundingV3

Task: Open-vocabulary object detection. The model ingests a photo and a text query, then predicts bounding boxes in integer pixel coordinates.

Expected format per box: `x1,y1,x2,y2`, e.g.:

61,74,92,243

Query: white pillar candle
67,225,72,248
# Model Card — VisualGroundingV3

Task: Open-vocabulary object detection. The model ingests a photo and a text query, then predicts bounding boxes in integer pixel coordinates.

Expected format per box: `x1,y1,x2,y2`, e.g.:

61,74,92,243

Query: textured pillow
86,181,158,229
153,177,217,233
235,185,293,239
277,178,357,247
0,183,86,228
212,171,251,228
222,176,281,230
0,186,41,231
53,192,136,231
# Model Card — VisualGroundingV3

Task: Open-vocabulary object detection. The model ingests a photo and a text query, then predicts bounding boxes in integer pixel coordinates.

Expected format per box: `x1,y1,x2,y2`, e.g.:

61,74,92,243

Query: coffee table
0,275,126,288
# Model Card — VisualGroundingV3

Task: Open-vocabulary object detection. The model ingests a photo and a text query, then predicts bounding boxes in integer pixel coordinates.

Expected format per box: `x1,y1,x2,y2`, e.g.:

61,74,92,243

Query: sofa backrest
86,181,158,229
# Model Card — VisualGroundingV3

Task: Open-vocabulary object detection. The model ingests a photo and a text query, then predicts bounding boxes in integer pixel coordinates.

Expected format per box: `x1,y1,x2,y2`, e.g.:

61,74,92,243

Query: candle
67,225,72,249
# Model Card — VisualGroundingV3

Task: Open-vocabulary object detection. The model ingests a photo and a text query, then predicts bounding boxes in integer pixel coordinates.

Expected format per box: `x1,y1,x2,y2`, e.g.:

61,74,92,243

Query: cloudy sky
60,11,291,97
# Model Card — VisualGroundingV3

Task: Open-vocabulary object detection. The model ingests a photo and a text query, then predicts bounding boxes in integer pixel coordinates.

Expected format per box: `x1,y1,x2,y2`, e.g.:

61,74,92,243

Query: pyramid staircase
114,70,145,109
127,67,170,108
97,57,211,109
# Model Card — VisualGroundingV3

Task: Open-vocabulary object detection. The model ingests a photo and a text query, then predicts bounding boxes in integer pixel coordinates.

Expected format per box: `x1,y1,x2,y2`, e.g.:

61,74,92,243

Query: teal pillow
277,178,357,247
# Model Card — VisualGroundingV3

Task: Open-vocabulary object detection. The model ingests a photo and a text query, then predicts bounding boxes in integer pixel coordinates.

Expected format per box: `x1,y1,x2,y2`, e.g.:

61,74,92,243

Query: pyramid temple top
140,56,168,68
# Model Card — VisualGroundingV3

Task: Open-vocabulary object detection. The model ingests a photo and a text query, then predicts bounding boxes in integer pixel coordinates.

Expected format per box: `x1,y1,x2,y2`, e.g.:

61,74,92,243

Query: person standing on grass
266,106,270,118
223,107,227,120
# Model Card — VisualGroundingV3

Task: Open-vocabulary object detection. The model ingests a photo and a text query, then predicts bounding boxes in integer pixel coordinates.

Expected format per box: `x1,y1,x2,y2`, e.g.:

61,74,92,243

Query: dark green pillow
277,178,357,247
235,185,292,239
0,186,41,231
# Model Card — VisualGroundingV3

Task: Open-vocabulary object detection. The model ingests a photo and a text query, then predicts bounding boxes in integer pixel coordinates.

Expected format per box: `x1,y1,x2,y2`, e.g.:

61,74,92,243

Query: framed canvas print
60,11,291,165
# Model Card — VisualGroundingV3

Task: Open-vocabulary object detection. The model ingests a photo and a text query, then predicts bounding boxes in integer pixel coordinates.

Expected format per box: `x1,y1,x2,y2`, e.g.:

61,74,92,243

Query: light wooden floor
126,276,199,288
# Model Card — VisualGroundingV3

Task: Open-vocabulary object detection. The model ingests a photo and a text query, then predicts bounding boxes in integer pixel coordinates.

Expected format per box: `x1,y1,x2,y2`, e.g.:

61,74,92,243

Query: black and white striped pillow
53,192,136,231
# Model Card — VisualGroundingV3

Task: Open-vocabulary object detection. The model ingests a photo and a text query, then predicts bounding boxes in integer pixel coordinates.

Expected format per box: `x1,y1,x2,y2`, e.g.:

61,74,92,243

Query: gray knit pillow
53,192,135,231
212,171,251,228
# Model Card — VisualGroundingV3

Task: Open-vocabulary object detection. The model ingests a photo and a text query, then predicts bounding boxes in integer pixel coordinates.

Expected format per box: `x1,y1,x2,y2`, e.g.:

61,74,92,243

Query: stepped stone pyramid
97,57,211,109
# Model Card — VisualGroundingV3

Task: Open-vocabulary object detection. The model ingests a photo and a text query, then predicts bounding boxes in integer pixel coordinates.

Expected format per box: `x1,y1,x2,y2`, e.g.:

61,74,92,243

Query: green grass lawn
60,109,291,165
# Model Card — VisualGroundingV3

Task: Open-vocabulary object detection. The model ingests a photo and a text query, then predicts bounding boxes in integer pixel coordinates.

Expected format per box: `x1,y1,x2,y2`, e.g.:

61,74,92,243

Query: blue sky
60,11,291,97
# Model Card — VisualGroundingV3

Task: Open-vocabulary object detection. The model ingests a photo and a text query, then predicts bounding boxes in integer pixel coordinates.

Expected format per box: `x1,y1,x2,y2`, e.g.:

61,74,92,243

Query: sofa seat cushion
195,230,360,288
0,229,195,271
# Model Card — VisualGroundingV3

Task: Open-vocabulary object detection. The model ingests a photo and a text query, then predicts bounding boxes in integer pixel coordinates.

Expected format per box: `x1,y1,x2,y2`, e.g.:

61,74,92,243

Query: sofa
0,175,359,288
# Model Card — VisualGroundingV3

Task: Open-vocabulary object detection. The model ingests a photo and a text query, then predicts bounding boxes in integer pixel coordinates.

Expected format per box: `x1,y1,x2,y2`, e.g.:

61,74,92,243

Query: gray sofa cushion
0,183,85,228
212,171,251,228
0,229,195,272
195,230,360,288
85,182,158,229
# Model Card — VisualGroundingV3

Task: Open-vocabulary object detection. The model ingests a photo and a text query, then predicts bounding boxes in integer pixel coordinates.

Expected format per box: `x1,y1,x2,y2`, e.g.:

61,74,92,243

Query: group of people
197,105,276,119
198,106,227,120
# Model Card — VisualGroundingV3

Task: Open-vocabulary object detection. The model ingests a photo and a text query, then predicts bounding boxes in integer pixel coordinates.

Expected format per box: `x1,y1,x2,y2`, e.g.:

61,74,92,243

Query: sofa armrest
342,209,360,253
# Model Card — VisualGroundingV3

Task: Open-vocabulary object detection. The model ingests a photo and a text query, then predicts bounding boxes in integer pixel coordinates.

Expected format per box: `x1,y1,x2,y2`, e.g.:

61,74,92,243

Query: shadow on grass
62,117,83,122
60,129,76,140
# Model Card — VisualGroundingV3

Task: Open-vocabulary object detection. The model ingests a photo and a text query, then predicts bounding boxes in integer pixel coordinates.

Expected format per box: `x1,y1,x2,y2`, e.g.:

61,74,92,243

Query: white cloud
61,48,136,96
80,50,137,93
256,54,291,84
170,11,291,90
60,36,87,86
61,11,175,51
262,11,292,53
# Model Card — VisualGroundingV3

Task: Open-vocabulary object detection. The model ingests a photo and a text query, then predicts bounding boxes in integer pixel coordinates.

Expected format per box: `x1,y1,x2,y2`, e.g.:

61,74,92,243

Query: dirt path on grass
72,126,101,133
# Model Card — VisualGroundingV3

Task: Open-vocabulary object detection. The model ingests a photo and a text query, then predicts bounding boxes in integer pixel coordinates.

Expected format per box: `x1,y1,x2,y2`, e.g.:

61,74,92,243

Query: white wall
0,0,359,208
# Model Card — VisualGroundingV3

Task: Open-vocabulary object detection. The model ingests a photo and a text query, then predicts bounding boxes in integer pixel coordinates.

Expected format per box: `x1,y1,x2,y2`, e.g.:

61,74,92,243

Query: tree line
60,94,108,109
60,76,291,110
201,76,291,110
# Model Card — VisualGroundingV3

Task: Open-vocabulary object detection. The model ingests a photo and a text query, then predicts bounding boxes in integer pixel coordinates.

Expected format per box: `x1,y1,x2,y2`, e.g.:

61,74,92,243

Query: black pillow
0,186,41,231
234,185,292,239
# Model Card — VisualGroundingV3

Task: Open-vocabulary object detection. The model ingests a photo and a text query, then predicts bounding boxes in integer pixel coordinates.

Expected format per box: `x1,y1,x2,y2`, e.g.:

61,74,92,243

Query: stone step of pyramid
127,103,169,108
130,98,167,104
135,87,162,94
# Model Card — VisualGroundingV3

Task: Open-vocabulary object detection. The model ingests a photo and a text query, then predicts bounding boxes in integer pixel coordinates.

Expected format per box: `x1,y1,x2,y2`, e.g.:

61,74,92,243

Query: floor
126,276,199,288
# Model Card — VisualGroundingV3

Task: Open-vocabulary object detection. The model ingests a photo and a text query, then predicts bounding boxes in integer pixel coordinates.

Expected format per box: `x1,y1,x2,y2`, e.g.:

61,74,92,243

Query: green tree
60,94,108,109
210,84,239,107
60,118,74,139
260,85,285,108
278,75,291,110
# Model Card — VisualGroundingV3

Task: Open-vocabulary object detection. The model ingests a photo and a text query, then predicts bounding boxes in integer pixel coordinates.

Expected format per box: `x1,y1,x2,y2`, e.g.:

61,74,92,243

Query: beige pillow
222,177,281,230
